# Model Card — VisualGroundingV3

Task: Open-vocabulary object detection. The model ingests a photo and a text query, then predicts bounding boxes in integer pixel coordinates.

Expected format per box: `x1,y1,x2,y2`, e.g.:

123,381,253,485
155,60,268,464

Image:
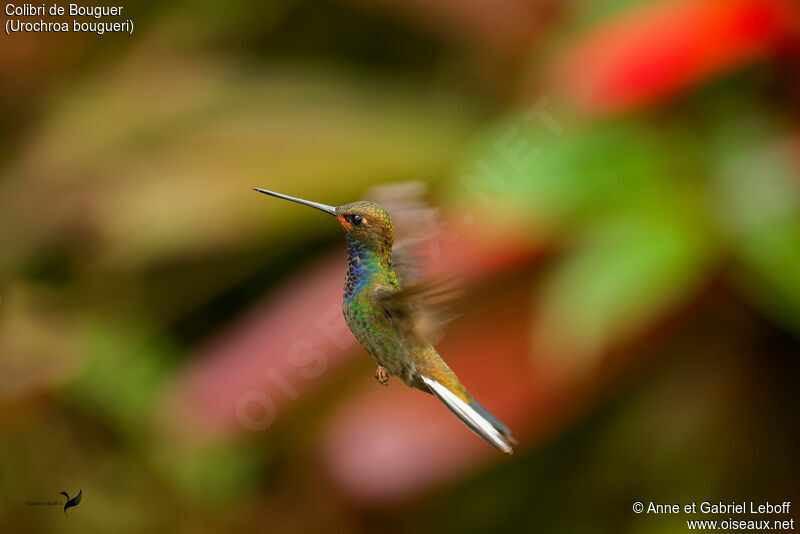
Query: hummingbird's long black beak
253,188,337,216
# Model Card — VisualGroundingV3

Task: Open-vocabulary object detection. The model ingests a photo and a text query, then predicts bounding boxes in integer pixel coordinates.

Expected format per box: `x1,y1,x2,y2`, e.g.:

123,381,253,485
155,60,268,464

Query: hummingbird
254,188,516,453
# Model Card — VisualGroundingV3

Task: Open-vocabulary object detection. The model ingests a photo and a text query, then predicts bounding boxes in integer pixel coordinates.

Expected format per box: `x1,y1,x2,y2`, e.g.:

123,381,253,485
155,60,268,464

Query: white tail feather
421,376,514,454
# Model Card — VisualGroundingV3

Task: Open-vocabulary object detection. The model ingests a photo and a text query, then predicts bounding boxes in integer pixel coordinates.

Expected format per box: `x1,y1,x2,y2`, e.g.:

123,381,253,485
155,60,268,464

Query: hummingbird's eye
351,214,364,226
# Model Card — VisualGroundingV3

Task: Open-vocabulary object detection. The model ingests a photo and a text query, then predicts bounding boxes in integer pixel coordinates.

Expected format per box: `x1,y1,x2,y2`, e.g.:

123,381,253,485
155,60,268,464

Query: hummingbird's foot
374,365,390,386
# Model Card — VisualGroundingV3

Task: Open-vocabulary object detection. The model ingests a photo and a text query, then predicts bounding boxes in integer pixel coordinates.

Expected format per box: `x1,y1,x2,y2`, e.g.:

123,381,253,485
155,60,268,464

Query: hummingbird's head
335,201,394,250
253,189,394,250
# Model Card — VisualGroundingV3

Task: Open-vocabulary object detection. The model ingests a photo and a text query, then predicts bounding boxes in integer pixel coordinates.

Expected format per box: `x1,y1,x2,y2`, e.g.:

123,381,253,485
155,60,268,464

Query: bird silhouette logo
58,489,82,516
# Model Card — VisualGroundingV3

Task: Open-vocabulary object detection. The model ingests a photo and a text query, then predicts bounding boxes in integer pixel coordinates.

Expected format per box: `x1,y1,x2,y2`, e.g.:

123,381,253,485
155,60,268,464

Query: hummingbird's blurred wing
368,181,462,346
364,181,440,288
375,279,460,349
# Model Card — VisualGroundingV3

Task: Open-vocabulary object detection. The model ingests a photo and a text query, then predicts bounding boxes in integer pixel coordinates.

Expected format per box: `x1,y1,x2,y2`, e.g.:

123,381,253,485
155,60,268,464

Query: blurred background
2,0,800,532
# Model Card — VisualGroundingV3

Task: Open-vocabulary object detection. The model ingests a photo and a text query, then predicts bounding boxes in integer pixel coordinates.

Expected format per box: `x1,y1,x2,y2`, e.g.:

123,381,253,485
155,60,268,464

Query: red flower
556,0,800,114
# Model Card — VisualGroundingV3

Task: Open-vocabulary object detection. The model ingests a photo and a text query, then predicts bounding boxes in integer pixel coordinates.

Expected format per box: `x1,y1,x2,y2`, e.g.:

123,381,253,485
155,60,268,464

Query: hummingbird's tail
420,375,516,454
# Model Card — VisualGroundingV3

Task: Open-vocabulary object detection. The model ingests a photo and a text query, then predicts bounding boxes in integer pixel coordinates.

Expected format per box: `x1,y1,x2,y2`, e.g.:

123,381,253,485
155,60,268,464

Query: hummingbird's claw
374,365,390,386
